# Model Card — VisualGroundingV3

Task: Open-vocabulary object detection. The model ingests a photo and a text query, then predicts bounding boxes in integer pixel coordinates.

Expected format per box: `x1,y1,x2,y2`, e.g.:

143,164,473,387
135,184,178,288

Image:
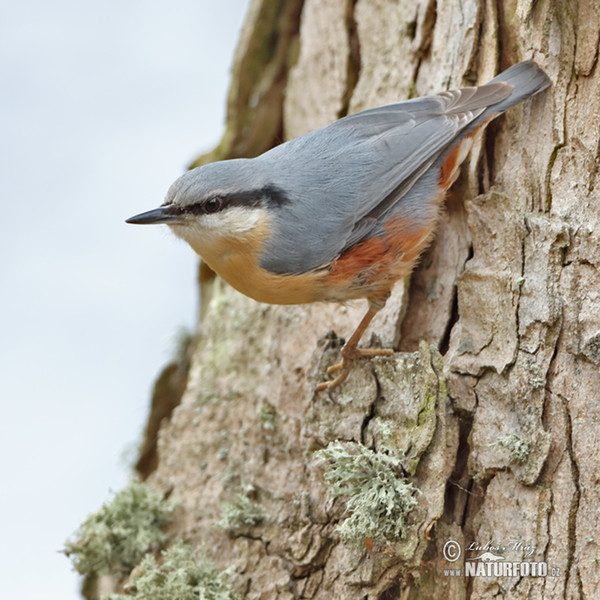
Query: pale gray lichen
64,481,176,577
527,362,546,389
490,433,530,463
103,541,239,600
216,494,267,531
315,441,420,547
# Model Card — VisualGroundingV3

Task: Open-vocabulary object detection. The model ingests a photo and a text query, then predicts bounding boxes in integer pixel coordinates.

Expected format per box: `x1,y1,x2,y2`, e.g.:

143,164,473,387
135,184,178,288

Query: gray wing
331,84,513,244
259,62,547,275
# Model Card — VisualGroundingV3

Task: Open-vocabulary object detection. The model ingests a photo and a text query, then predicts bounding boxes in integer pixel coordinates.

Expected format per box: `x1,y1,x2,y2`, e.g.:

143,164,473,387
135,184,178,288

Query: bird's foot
316,346,393,392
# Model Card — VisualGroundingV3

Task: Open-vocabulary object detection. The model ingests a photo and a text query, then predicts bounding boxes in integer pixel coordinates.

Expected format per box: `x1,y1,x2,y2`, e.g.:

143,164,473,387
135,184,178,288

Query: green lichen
372,343,442,475
258,402,275,430
490,433,530,464
103,541,239,600
315,441,420,548
64,481,176,577
407,81,418,99
216,494,267,531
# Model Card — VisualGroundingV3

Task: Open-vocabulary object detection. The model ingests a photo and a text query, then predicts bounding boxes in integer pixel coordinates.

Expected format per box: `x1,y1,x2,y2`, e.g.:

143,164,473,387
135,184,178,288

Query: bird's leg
316,293,393,392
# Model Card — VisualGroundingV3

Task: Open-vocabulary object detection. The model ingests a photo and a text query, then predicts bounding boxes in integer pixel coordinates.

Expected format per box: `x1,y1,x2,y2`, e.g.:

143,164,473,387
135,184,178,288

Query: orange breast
324,213,438,300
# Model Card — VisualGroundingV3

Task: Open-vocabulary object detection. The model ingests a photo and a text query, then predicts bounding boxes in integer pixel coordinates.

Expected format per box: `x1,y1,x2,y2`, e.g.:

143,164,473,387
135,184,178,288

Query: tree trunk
146,0,600,597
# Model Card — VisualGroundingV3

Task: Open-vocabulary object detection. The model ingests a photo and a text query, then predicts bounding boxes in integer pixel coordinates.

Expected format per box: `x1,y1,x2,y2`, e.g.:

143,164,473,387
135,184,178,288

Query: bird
127,60,550,391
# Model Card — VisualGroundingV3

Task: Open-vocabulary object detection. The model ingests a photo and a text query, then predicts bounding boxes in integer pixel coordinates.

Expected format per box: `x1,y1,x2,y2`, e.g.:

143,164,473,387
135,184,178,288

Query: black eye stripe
227,185,290,209
185,197,225,215
182,184,290,216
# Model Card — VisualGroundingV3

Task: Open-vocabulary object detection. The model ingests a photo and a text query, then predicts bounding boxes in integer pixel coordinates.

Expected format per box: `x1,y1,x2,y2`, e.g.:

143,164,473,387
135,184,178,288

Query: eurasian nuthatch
127,61,550,390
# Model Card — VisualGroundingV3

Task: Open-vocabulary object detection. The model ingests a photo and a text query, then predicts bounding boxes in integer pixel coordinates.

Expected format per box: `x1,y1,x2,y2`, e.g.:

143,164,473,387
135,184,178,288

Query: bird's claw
326,362,344,375
316,347,394,392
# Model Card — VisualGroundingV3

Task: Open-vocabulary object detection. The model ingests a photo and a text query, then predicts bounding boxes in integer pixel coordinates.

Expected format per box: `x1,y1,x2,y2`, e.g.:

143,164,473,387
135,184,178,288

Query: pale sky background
0,0,250,597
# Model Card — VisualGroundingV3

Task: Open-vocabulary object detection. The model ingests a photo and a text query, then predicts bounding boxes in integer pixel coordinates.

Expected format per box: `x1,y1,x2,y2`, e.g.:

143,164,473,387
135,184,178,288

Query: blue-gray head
126,159,289,259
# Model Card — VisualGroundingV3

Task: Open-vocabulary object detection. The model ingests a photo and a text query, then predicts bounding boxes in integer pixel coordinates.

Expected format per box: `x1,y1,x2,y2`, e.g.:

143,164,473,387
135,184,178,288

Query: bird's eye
205,197,222,214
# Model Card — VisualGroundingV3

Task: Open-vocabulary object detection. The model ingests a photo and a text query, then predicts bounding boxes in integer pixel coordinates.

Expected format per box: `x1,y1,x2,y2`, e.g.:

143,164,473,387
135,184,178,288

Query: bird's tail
486,60,551,114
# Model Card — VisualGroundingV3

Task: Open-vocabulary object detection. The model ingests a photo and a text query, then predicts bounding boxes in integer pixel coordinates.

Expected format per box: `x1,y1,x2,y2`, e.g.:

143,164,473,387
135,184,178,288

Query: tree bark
146,0,600,597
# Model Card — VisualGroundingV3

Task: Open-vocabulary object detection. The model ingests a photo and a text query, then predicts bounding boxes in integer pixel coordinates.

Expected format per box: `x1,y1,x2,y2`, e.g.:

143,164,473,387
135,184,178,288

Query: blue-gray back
258,60,550,275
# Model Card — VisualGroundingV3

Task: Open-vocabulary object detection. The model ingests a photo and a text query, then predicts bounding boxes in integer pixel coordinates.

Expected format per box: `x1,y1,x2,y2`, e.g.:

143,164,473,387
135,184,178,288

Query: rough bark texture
142,0,600,598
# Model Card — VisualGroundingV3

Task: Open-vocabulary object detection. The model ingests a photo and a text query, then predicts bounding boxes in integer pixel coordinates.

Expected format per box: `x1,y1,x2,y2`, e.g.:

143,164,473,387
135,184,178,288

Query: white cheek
202,207,261,234
169,206,263,248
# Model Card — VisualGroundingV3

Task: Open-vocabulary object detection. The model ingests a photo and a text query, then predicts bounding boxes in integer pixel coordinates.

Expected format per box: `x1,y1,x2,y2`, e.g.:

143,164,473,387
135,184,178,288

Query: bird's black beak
125,206,182,225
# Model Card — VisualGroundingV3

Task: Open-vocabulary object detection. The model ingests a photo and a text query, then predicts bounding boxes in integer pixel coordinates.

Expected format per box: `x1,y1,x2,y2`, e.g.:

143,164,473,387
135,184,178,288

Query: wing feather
258,81,514,274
